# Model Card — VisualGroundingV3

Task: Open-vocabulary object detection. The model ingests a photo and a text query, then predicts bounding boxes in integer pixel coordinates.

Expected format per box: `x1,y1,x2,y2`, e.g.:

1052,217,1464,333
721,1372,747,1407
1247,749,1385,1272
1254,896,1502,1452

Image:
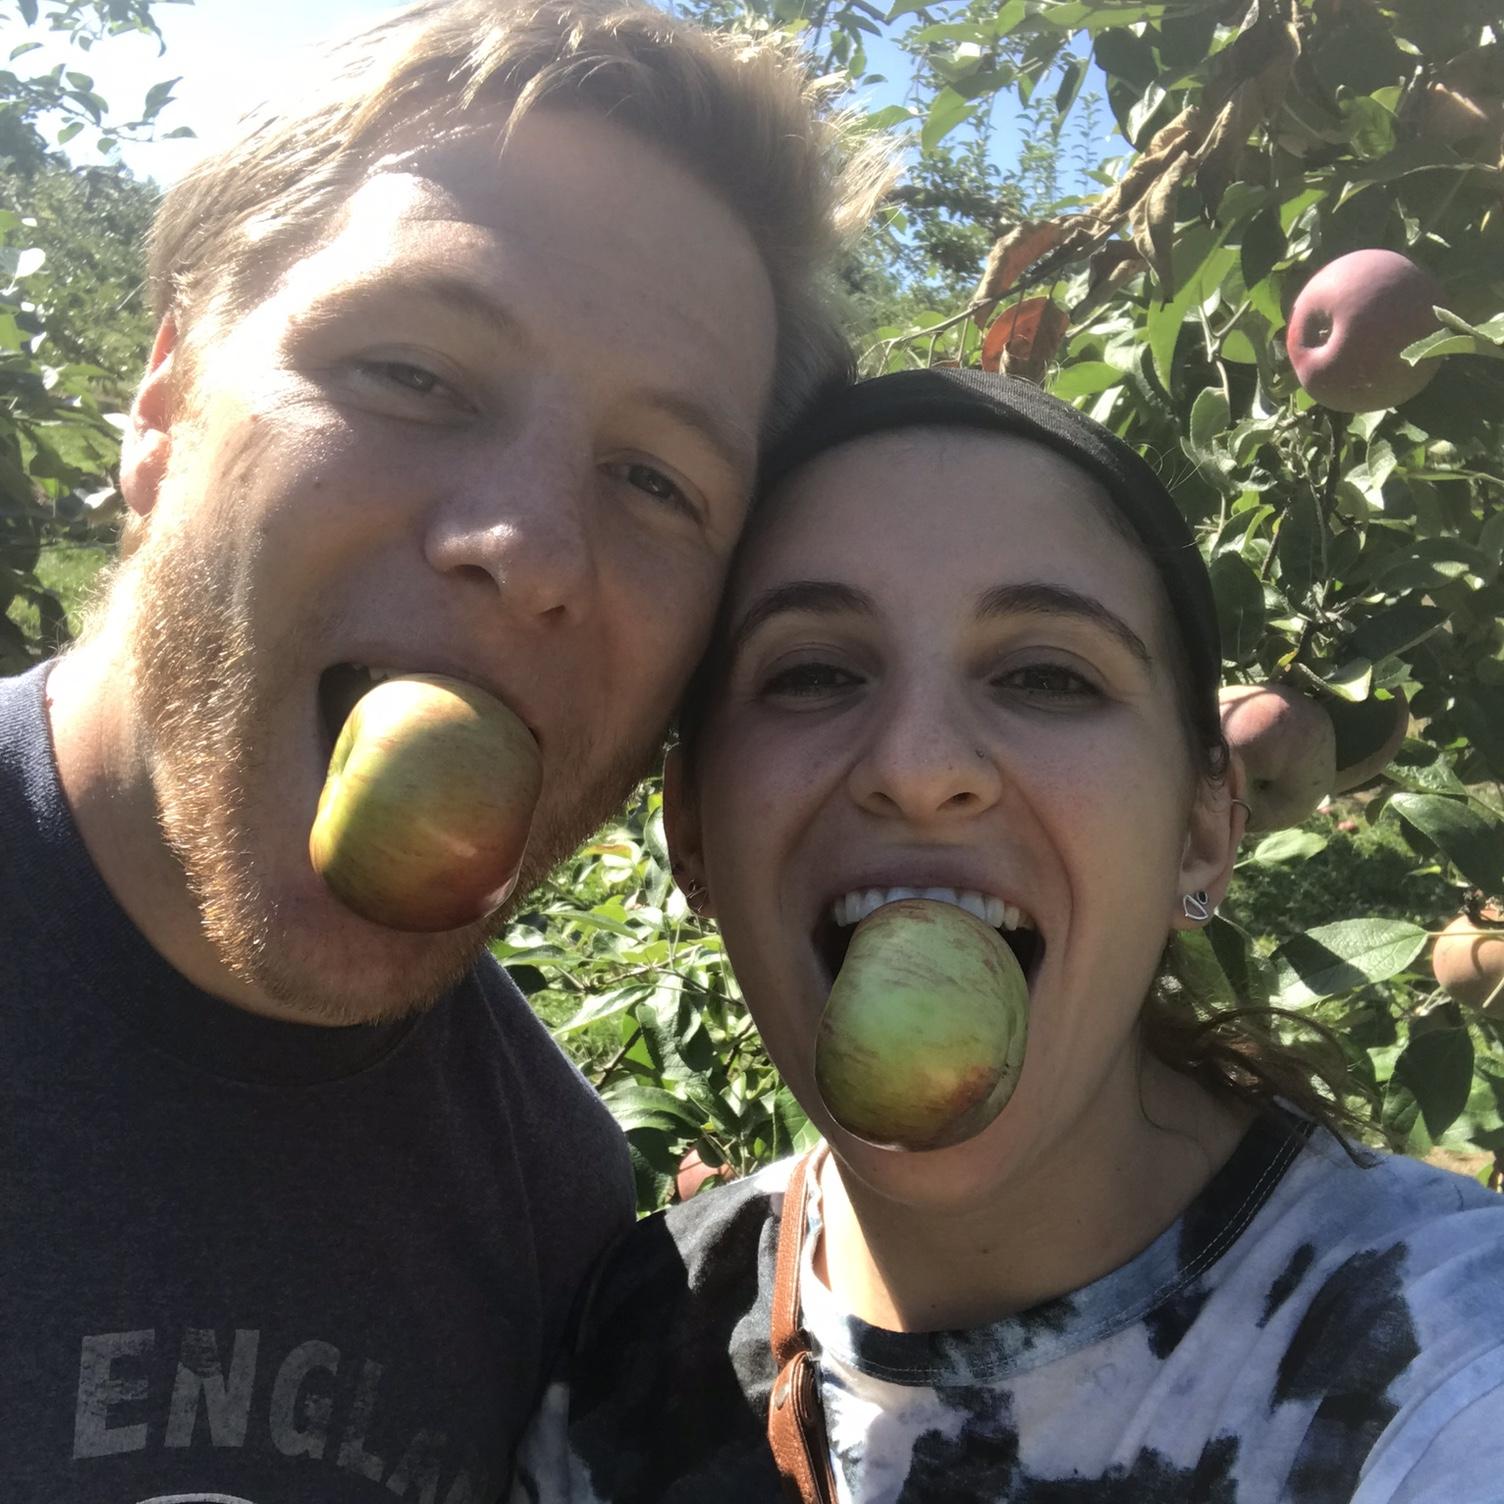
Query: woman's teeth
830,887,1034,932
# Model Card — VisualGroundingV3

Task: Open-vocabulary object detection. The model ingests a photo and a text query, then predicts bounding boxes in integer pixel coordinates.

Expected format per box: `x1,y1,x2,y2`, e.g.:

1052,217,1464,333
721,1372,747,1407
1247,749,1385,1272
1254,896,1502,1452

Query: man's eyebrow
633,385,757,485
298,272,536,353
729,581,876,657
976,582,1152,664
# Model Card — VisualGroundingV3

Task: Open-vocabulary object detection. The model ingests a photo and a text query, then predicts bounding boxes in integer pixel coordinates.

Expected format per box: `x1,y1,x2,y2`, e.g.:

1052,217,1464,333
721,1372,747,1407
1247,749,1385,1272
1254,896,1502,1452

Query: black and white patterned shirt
512,1111,1504,1503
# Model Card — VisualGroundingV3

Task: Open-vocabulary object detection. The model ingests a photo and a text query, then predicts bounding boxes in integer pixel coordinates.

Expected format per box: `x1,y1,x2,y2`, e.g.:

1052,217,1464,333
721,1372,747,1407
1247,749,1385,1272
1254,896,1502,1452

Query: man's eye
994,663,1099,700
761,662,862,699
607,461,698,520
353,359,471,410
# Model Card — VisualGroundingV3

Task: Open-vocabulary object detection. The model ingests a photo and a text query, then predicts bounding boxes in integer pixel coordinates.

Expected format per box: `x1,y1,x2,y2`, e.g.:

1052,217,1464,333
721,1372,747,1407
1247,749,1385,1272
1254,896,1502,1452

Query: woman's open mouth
813,885,1044,990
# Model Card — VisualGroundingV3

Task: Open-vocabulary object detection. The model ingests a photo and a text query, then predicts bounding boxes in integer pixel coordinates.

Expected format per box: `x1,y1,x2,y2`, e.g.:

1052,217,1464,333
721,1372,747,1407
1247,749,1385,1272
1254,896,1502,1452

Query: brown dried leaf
1088,106,1200,231
1195,97,1253,218
972,218,1075,327
1071,241,1145,321
980,298,1070,383
1130,150,1194,292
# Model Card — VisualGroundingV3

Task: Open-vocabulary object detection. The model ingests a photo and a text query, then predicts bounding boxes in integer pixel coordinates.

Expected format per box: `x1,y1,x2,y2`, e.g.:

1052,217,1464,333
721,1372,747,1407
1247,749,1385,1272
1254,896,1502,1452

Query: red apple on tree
1219,684,1337,832
1286,250,1445,413
675,1147,734,1201
1432,913,1504,1019
310,673,542,932
1326,689,1410,794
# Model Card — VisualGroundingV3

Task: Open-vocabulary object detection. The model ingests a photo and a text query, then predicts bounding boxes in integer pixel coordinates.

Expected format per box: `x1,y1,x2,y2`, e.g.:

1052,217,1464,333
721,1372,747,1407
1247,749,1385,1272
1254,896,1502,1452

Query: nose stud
1182,890,1212,923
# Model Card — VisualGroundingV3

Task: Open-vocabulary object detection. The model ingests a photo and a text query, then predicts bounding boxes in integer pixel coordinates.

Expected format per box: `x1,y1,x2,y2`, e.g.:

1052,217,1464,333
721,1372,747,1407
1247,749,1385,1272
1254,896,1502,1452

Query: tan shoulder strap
768,1148,837,1504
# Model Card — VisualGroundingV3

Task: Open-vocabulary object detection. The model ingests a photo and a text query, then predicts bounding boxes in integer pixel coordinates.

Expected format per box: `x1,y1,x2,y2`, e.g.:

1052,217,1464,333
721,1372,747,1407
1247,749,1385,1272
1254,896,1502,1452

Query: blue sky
2,0,408,181
0,0,1107,191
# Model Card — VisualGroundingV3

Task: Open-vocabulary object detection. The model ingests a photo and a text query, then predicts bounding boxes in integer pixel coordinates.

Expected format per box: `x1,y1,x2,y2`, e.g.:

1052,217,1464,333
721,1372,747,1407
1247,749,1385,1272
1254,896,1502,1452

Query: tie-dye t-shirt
510,1111,1504,1504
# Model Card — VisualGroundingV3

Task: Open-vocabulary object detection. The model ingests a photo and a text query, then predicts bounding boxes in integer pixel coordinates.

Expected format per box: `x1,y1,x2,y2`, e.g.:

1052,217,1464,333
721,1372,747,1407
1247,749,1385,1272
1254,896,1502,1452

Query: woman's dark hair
680,368,1371,1146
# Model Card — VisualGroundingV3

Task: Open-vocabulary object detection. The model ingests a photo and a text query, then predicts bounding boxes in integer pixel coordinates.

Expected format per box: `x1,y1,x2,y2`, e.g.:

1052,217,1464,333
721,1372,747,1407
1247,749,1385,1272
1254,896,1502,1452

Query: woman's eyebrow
728,580,875,656
976,582,1152,664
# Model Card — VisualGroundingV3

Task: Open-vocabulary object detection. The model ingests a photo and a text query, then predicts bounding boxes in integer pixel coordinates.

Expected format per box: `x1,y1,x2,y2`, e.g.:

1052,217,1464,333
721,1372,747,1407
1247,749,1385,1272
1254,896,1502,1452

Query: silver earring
1182,890,1212,923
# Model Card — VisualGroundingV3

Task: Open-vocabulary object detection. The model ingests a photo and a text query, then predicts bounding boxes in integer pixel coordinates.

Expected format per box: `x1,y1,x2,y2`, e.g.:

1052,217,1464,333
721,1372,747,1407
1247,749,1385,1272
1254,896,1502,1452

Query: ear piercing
1182,890,1212,923
1230,798,1253,821
672,862,708,914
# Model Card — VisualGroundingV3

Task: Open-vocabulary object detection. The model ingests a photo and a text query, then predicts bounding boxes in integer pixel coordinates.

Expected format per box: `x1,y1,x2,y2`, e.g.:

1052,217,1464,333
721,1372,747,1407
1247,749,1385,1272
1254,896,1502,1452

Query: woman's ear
119,315,180,520
663,745,714,919
1172,754,1249,930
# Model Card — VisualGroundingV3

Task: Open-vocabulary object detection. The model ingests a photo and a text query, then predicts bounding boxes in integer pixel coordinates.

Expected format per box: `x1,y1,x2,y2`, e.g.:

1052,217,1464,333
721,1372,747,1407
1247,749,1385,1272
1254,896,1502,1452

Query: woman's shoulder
516,1160,800,1504
575,1156,797,1337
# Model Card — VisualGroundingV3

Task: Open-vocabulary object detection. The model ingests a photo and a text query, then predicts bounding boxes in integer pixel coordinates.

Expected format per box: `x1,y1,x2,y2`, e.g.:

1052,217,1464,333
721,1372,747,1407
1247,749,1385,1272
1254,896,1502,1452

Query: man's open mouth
317,663,400,753
813,885,1044,988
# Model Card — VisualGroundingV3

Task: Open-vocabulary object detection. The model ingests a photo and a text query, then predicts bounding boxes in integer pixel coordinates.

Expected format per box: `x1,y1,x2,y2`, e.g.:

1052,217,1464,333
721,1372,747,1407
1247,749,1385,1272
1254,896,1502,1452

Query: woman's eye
995,663,1099,700
760,661,862,700
607,461,697,520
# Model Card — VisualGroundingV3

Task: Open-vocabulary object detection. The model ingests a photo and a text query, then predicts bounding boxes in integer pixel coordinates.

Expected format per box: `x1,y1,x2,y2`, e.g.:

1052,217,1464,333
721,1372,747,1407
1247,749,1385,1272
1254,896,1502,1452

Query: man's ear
119,316,180,520
1172,753,1249,930
663,744,714,919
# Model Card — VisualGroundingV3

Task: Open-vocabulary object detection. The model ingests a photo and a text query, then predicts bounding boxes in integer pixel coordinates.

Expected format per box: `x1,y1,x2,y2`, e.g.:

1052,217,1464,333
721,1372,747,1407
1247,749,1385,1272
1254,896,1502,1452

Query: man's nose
847,677,1004,823
422,403,597,623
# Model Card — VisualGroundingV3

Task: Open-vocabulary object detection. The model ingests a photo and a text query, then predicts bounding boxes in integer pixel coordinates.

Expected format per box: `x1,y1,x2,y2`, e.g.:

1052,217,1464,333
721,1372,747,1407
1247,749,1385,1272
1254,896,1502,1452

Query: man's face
121,107,777,1023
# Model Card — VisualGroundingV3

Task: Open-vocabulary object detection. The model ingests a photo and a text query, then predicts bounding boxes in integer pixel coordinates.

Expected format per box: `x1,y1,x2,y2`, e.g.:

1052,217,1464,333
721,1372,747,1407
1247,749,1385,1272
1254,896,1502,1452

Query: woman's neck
813,1060,1253,1334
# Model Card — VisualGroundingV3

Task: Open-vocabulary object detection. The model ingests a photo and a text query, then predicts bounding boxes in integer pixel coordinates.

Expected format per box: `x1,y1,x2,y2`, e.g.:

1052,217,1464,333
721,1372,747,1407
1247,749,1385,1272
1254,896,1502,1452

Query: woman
511,370,1504,1503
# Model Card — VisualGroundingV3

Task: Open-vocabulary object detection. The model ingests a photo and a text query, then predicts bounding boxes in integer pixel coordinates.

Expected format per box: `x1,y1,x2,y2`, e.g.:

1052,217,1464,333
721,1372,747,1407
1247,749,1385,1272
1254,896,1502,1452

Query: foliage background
3,0,1502,1214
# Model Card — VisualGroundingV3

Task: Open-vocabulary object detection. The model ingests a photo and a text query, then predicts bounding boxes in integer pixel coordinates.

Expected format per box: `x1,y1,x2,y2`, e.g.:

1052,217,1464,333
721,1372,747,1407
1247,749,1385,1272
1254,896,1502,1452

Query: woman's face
672,428,1233,1200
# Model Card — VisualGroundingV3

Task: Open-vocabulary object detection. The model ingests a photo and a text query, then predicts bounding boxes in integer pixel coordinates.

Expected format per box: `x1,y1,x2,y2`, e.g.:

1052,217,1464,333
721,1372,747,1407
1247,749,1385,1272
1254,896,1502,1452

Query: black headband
761,367,1221,699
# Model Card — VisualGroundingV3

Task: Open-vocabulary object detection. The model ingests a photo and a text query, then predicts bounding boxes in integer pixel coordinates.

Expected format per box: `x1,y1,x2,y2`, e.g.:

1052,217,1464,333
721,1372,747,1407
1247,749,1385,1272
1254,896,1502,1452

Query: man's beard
116,518,662,1026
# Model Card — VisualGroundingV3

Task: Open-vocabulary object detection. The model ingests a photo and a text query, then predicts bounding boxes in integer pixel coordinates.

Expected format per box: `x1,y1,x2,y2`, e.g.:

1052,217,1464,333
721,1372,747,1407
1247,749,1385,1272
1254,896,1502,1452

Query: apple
309,673,542,932
1326,690,1410,794
675,1147,733,1202
1432,913,1504,1019
1414,45,1504,154
1219,684,1336,832
814,898,1029,1153
1285,250,1444,413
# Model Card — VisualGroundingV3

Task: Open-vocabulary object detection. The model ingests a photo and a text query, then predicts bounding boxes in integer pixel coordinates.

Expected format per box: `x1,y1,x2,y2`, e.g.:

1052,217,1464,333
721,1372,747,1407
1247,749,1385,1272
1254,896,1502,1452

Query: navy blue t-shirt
0,663,633,1503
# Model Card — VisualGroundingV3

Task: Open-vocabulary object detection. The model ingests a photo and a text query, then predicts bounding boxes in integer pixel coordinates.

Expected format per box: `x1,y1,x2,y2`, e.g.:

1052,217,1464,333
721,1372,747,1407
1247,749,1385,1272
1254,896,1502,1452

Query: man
0,1,882,1496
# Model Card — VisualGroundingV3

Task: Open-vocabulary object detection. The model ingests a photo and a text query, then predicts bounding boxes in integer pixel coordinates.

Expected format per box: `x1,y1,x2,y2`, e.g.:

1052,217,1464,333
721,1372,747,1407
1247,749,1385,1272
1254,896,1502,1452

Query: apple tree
0,0,188,671
503,0,1504,1208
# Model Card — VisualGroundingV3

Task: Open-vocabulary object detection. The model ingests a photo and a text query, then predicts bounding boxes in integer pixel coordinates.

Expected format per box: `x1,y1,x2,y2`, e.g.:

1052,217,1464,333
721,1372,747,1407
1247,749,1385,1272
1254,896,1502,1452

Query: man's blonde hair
148,0,890,436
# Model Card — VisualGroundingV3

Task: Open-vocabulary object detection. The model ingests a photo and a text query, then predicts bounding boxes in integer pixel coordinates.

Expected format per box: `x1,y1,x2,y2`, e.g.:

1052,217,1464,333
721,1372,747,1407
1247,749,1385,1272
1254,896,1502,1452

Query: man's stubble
108,507,666,1026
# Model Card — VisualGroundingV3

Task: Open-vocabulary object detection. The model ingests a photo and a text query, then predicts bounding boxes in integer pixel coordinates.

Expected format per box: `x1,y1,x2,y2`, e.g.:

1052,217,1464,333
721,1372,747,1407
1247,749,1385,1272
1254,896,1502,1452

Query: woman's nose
847,680,1003,822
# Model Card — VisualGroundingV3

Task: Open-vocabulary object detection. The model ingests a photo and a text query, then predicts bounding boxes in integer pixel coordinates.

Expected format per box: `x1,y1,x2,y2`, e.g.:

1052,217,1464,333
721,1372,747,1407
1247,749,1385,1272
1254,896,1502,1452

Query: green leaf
1050,361,1121,400
1165,929,1238,1013
1147,235,1234,390
1385,755,1467,798
1275,492,1323,607
1323,658,1372,703
1273,918,1429,1006
1393,1029,1474,1143
1349,599,1445,662
603,1083,704,1137
1189,386,1230,455
1208,551,1265,664
1388,793,1504,892
143,76,180,117
19,0,38,25
921,87,971,150
1239,207,1285,290
1248,829,1330,866
1222,329,1257,364
1402,309,1504,366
